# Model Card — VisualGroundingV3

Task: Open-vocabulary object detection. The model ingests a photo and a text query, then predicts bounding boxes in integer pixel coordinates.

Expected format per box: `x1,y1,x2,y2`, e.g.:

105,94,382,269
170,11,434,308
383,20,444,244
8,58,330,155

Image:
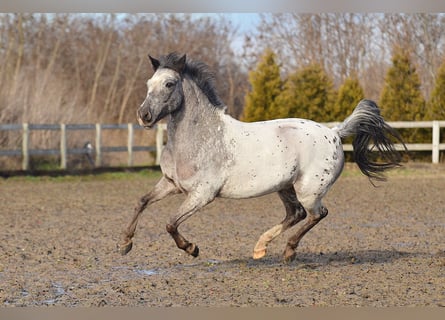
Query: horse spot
324,135,328,140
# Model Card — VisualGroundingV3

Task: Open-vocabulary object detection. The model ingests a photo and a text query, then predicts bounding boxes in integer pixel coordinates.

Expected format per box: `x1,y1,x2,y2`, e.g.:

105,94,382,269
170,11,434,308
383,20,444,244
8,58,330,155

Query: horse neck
168,78,224,140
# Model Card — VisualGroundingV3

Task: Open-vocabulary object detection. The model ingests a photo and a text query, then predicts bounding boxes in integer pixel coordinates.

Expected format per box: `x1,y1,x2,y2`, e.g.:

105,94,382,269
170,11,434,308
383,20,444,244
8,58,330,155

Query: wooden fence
0,123,166,170
0,121,444,171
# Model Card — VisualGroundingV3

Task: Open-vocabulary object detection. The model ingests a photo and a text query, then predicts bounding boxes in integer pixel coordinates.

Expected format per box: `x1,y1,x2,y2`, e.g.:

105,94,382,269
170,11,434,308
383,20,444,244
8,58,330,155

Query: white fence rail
0,121,444,171
0,123,167,170
325,120,445,164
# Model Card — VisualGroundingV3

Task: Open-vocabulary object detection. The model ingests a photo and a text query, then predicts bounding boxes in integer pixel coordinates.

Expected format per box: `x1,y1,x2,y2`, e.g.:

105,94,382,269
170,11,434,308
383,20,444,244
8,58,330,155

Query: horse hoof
191,246,199,257
186,243,199,257
118,241,133,255
253,248,266,259
283,248,296,263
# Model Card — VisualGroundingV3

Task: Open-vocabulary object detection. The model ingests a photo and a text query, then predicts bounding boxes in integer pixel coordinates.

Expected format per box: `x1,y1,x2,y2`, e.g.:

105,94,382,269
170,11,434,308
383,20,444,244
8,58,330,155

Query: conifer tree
276,63,336,122
333,76,365,121
429,59,445,120
379,48,425,121
242,48,283,121
379,47,426,142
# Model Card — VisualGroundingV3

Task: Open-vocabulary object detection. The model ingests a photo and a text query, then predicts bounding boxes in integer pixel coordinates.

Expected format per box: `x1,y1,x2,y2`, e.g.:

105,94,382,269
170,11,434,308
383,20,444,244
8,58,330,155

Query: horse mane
158,52,225,109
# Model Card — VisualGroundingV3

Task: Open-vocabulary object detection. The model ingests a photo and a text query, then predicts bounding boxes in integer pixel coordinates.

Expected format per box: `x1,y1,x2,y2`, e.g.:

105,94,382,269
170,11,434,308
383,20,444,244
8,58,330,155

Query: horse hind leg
253,187,307,259
118,176,179,255
283,201,328,263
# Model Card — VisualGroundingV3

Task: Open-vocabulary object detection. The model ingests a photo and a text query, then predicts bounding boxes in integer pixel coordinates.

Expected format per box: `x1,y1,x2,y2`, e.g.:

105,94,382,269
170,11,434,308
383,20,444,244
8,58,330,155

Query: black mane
158,52,225,109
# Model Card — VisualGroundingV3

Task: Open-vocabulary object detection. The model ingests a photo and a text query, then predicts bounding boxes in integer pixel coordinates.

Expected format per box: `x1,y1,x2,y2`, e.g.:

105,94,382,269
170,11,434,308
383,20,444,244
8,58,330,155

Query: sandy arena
1,164,444,306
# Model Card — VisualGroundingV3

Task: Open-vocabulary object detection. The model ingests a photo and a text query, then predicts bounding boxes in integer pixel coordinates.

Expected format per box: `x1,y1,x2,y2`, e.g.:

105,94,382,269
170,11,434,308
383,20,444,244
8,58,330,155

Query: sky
192,13,261,52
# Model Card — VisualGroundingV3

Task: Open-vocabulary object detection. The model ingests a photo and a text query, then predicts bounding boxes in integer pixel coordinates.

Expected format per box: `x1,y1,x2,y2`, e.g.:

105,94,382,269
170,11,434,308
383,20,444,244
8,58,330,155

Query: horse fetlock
166,223,177,235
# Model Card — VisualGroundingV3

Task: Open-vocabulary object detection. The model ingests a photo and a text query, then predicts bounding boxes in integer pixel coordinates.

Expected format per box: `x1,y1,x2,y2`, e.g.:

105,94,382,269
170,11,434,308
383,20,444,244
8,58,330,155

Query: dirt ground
1,164,444,307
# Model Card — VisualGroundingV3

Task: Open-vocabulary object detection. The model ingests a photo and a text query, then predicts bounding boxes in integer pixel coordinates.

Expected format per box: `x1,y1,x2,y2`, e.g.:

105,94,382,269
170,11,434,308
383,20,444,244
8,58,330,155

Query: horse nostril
138,109,151,122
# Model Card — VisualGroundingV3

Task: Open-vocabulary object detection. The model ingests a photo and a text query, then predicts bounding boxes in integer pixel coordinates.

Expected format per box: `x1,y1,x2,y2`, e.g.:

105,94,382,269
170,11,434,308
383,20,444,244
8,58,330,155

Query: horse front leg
166,191,216,257
118,176,179,255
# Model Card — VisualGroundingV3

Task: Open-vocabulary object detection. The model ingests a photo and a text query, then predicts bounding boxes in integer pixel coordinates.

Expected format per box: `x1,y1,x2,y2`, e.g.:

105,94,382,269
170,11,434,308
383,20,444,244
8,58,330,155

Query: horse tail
332,99,407,182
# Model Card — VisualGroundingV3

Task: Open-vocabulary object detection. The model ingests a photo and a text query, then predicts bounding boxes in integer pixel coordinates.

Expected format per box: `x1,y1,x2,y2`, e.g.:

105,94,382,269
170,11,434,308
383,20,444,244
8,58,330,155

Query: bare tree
243,13,375,87
380,13,445,99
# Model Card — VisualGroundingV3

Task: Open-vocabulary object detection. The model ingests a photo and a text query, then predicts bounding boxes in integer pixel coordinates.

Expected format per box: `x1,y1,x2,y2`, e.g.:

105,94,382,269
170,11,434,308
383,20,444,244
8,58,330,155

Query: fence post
22,123,29,171
127,123,134,167
95,123,101,167
60,123,67,169
155,124,164,165
432,120,440,164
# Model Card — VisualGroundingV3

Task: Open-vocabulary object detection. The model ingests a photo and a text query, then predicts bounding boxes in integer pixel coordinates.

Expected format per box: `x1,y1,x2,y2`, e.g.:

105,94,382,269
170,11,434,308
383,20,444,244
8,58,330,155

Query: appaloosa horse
118,52,405,262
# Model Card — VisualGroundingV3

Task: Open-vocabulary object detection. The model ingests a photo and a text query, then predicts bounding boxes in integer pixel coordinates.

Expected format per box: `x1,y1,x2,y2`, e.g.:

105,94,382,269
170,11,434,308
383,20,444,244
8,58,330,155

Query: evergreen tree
380,48,425,121
429,59,445,120
242,48,283,121
276,63,336,122
379,47,426,142
333,76,365,121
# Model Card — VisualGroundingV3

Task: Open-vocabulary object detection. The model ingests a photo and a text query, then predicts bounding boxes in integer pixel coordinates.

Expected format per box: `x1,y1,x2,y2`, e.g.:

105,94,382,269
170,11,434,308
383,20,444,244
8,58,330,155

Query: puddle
131,259,225,278
40,282,66,305
136,268,162,276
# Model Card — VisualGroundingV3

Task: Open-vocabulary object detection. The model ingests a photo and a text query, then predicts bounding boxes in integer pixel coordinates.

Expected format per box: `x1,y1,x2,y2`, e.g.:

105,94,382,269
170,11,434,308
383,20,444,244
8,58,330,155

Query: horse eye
165,81,175,88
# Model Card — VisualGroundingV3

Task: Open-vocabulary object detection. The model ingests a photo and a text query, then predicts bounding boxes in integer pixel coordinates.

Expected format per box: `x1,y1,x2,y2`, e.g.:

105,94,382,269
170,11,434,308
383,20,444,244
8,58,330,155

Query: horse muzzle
137,107,154,128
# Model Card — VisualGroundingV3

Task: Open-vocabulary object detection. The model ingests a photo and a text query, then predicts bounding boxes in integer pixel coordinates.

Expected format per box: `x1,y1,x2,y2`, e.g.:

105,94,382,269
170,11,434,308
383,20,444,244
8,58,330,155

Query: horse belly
219,149,299,199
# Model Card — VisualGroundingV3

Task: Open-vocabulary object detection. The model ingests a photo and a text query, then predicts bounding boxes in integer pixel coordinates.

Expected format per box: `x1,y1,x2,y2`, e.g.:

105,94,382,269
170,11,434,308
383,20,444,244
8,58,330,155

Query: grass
340,162,445,179
2,162,445,184
1,168,163,183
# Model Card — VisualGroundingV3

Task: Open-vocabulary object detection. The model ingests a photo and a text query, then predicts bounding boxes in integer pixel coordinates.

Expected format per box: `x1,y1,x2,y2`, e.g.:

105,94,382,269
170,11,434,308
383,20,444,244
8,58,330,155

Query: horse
118,52,406,262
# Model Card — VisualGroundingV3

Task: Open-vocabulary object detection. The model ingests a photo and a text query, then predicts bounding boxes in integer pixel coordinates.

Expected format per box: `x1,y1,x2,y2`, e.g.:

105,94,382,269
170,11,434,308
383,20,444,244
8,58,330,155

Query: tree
380,47,425,120
428,59,445,120
379,47,426,142
380,14,445,99
242,48,283,121
243,13,375,86
276,63,336,122
333,76,365,121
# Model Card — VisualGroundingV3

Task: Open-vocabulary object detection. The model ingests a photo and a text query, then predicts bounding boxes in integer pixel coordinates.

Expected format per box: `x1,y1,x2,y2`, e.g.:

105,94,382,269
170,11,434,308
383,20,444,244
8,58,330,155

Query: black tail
333,99,407,182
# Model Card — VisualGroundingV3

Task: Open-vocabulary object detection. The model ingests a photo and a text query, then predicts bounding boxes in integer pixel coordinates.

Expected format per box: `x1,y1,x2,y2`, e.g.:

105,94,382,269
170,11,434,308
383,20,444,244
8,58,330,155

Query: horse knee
166,223,177,235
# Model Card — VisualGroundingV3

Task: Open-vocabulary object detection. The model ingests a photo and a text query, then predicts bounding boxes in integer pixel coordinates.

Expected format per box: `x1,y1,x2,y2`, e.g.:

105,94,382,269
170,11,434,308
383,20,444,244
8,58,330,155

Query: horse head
137,53,186,128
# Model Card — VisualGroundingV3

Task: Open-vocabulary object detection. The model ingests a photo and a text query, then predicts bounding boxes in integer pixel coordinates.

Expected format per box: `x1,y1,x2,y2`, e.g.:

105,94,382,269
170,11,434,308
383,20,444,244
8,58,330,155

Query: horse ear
148,55,160,71
175,54,186,73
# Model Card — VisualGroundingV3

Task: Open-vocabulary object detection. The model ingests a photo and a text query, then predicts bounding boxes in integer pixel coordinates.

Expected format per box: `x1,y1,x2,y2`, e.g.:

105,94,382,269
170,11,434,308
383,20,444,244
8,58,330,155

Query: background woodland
1,13,445,161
